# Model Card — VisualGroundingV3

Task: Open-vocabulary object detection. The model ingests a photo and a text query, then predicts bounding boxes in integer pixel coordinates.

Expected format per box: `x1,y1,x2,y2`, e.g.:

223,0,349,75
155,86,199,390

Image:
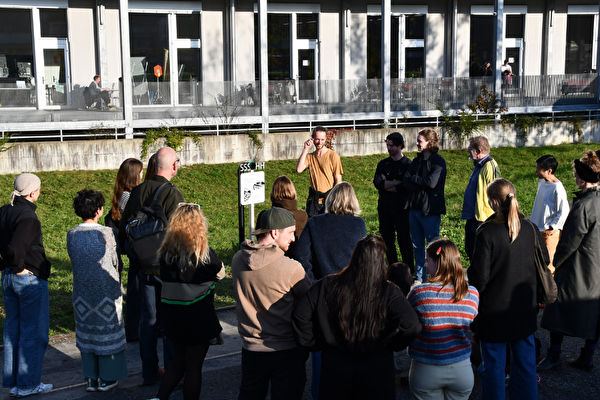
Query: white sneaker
9,387,17,397
16,383,53,397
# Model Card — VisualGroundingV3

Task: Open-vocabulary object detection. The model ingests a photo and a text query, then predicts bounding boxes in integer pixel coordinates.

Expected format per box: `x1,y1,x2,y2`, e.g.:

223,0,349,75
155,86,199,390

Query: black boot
568,348,594,372
537,349,562,371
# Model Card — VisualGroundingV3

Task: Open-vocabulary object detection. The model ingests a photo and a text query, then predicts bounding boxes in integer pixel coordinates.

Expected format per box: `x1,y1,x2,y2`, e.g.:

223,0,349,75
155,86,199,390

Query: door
36,39,70,109
297,49,315,101
505,47,522,76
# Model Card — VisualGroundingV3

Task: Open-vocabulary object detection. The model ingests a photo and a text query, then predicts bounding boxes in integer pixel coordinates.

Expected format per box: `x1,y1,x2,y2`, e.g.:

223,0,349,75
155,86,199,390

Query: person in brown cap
231,207,311,400
0,173,53,397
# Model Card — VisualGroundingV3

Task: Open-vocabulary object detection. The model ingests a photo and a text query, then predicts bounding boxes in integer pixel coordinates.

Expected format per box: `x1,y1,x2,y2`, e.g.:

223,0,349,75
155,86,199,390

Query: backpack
125,182,173,274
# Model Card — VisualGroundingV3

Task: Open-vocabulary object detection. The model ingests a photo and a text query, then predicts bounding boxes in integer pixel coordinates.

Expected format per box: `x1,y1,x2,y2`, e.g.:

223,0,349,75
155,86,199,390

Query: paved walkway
1,309,599,399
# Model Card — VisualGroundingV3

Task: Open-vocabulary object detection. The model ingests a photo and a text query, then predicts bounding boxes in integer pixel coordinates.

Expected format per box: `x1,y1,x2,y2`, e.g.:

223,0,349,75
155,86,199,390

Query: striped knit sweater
407,283,479,365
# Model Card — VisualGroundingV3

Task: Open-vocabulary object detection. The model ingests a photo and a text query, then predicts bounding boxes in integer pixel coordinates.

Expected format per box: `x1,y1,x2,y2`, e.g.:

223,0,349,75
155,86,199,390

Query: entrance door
505,47,522,76
294,40,318,102
36,39,70,109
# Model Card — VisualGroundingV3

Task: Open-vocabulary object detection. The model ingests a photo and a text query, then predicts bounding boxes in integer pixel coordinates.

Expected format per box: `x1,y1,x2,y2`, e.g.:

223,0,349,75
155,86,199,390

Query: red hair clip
436,247,442,255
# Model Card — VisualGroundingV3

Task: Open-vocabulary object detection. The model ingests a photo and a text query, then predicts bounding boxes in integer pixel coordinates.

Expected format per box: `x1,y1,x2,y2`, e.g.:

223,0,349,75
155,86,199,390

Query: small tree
0,132,16,155
435,83,506,148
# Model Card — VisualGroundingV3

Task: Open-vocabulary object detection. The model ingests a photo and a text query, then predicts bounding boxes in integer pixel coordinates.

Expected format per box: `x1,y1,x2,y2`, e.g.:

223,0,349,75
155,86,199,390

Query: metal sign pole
238,161,265,247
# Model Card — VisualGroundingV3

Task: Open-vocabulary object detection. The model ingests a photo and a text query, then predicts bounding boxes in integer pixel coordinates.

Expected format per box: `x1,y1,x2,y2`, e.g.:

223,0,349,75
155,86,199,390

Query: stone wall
1,120,599,174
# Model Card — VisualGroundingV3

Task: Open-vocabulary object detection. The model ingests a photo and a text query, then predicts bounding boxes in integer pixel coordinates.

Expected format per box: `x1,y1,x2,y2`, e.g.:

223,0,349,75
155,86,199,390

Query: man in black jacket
0,174,53,397
120,147,184,386
373,132,413,269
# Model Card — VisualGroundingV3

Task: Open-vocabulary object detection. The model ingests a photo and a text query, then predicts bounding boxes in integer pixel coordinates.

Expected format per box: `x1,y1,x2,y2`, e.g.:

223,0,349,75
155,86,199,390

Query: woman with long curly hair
107,158,143,341
403,128,447,284
469,178,548,399
149,203,225,400
408,238,479,399
108,158,143,226
292,235,421,399
539,150,600,372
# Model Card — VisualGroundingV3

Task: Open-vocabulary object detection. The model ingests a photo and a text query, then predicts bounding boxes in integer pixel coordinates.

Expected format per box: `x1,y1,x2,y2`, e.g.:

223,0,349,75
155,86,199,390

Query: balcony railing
0,74,598,130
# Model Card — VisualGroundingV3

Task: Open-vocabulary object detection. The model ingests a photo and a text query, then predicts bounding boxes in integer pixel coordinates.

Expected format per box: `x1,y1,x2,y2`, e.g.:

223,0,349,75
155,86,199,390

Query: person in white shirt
530,154,570,274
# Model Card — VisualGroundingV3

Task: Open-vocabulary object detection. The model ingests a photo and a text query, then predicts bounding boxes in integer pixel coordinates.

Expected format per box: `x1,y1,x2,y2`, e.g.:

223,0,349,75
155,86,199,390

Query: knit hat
574,159,600,184
252,207,296,236
11,173,41,205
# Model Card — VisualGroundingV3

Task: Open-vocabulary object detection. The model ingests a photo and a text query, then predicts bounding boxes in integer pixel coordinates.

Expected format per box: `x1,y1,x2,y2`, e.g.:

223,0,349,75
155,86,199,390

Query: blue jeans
138,272,174,380
479,334,537,400
409,210,441,282
2,270,49,390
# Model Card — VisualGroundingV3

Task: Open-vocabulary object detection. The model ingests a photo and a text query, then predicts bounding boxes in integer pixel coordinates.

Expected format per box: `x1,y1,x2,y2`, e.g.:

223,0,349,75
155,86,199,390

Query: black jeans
238,347,306,400
464,219,483,262
378,202,414,269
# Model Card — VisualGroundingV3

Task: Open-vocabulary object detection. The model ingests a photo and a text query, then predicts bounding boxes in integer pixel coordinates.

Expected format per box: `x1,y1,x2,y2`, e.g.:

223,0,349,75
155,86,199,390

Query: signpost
238,161,265,244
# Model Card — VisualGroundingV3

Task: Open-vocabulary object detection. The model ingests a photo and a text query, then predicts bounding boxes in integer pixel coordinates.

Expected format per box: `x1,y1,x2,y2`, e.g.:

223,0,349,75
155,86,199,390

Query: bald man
119,147,184,385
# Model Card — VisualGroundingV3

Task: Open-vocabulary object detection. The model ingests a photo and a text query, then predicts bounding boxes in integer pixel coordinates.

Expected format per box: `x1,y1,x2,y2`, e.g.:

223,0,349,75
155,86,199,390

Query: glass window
297,14,318,39
130,13,170,104
406,15,425,40
0,9,34,79
254,13,259,81
0,9,34,106
506,15,524,39
267,14,290,80
40,9,67,37
177,48,201,104
405,48,424,78
469,15,494,77
391,17,399,79
565,15,594,73
177,13,200,39
367,15,381,79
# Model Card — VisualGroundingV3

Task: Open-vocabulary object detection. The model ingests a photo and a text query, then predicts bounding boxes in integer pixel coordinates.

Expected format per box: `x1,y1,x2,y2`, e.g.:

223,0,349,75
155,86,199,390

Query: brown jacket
232,240,311,352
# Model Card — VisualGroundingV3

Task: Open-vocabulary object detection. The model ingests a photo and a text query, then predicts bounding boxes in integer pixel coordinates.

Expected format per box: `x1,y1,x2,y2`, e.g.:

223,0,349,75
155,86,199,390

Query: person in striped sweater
407,238,479,400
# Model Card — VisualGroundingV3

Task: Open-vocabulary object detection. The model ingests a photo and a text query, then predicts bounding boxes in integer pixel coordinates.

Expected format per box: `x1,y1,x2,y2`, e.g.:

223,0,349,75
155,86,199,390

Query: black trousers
464,219,483,262
320,350,395,400
238,347,306,400
378,202,414,269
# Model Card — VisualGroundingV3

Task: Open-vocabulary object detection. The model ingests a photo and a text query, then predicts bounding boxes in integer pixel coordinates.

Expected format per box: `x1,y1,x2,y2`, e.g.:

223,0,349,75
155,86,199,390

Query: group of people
1,125,600,400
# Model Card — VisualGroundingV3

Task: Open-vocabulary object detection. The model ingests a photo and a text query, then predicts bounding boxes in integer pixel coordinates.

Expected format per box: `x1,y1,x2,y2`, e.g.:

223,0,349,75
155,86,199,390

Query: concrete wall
1,121,599,174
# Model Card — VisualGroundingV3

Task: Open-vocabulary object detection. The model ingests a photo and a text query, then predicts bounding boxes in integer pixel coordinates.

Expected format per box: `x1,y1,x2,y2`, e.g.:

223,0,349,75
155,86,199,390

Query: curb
0,305,237,352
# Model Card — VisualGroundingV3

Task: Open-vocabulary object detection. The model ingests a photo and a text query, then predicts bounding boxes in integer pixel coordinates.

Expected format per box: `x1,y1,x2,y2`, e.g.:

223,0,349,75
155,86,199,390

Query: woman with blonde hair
403,128,447,284
539,150,600,372
296,181,365,282
149,203,225,400
269,175,308,258
468,178,548,400
295,181,366,398
408,238,479,399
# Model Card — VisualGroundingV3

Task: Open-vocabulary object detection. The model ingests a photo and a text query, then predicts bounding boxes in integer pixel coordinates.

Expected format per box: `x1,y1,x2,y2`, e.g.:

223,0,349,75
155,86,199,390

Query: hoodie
232,240,311,352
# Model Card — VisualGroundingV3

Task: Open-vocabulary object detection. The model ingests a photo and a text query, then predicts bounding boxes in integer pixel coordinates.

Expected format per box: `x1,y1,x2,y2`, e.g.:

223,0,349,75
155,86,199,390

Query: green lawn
0,142,595,338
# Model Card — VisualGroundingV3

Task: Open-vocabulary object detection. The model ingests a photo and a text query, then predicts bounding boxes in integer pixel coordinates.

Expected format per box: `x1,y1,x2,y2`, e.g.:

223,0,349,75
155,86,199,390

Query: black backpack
125,182,172,274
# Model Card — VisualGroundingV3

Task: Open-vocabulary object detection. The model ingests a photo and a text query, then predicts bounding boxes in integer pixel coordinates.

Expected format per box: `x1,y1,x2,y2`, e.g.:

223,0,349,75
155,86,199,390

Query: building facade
0,0,599,136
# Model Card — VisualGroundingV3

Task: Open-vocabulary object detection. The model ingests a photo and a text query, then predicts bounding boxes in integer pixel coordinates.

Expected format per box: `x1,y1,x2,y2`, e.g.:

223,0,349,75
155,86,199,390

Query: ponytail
487,178,522,242
505,193,521,242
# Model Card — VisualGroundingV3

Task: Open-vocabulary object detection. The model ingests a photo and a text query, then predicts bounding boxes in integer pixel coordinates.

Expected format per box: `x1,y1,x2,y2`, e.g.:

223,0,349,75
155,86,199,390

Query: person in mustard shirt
296,126,343,217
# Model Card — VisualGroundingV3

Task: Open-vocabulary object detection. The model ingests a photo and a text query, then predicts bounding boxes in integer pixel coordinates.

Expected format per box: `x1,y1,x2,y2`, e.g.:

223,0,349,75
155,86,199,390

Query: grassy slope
0,142,594,337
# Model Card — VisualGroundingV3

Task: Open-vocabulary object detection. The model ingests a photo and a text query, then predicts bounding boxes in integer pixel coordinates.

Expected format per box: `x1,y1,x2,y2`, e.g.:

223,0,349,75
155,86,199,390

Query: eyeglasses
178,202,201,208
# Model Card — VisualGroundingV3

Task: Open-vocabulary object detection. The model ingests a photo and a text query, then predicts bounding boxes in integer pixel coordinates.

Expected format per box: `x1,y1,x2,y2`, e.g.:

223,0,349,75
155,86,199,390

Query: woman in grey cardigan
67,189,127,392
